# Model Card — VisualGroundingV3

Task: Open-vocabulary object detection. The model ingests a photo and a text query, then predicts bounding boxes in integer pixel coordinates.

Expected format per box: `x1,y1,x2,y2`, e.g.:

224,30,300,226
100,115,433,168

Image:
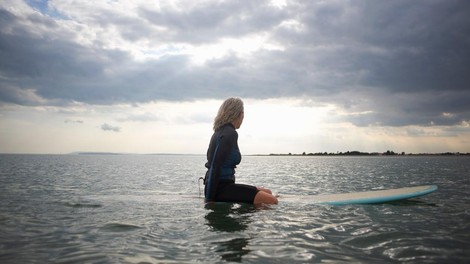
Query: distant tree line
268,151,470,156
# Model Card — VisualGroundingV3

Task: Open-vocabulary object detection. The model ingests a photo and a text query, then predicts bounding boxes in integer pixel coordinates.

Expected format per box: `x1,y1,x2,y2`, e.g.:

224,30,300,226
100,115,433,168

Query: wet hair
213,97,244,131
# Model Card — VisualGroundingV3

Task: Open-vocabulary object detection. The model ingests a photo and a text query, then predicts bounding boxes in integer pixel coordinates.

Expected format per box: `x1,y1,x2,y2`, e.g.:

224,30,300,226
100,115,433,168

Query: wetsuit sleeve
206,131,236,202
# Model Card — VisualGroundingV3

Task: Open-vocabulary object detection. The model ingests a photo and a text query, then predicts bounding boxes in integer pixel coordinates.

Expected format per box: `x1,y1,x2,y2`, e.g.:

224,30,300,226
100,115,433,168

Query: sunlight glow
189,34,284,65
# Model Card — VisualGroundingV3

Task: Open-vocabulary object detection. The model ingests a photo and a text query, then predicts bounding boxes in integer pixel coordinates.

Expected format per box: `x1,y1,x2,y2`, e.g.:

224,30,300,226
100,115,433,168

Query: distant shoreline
256,151,470,156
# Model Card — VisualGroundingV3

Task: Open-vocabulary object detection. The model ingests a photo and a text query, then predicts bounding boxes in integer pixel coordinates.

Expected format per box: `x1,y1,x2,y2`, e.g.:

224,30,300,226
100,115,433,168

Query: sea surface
0,154,469,263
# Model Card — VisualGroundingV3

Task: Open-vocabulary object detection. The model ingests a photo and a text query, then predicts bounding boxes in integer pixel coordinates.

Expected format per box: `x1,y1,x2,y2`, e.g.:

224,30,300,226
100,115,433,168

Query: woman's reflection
205,203,256,262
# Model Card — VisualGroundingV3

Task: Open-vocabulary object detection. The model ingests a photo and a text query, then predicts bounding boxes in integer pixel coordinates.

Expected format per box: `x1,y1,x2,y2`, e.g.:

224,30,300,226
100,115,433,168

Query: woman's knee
257,186,272,194
253,191,278,205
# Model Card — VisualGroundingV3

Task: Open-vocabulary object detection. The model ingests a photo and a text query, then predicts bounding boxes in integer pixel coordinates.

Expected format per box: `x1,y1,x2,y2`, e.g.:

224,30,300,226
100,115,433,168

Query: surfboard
281,185,437,205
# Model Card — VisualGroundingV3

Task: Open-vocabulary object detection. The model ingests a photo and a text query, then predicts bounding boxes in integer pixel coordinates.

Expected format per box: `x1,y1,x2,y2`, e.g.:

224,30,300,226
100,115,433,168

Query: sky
0,0,469,154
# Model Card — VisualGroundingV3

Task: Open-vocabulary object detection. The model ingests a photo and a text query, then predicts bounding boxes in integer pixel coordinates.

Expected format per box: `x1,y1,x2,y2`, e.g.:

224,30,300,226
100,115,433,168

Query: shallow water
0,154,469,263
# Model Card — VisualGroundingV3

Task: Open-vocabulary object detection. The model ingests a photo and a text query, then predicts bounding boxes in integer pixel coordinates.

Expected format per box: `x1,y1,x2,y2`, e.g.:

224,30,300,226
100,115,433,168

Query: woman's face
233,111,244,129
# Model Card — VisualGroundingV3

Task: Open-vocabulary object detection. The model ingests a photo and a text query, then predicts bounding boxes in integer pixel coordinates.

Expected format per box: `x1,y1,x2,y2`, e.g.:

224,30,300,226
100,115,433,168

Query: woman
204,97,278,205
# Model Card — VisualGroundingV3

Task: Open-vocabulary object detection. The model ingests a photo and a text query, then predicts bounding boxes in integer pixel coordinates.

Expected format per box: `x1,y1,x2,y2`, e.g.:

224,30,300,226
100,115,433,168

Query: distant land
264,150,470,156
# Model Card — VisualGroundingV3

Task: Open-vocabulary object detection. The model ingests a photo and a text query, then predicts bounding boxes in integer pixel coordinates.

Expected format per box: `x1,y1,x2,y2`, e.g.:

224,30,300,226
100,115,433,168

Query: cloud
64,119,83,124
137,1,288,43
100,123,121,132
0,0,469,128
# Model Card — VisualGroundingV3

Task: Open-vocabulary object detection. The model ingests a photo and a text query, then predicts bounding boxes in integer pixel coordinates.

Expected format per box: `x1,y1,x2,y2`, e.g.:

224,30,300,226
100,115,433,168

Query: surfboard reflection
205,203,256,262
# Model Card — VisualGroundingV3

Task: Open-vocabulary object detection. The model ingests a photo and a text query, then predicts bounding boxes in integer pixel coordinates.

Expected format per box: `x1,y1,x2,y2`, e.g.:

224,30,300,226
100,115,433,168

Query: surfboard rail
281,185,438,205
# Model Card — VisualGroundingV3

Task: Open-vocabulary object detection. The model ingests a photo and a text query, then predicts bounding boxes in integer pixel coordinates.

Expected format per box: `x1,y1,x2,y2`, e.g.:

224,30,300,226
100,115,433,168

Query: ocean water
0,154,469,263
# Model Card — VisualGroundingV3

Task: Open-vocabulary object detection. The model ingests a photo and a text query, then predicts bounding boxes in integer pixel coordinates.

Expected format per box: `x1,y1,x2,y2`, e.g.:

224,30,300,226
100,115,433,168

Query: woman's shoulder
219,124,238,138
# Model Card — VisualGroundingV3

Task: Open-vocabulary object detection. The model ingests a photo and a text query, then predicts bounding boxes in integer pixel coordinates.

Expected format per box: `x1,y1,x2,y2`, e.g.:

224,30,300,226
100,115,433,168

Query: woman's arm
205,134,232,202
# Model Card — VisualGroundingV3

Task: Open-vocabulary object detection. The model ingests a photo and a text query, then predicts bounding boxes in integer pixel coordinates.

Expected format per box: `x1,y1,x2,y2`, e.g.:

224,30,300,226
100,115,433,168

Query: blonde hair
213,97,244,131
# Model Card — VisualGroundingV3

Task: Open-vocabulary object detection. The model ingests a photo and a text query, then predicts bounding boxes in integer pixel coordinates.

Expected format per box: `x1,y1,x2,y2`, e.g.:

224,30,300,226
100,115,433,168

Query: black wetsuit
204,123,258,203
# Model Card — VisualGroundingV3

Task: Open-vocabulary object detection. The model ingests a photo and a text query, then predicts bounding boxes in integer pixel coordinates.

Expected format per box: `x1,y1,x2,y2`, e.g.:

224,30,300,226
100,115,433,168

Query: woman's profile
203,97,278,205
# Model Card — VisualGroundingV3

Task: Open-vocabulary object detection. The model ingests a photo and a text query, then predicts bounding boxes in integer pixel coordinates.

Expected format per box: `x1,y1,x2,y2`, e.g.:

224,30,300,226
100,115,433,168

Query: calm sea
0,154,469,263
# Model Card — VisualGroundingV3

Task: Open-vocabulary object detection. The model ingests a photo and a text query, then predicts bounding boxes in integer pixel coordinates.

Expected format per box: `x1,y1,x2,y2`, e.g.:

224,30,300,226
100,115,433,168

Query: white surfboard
281,185,437,205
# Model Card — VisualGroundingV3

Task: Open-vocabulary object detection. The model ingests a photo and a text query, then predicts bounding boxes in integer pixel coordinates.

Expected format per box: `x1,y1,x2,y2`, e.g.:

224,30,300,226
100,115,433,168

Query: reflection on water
384,199,438,207
205,203,256,262
214,238,250,263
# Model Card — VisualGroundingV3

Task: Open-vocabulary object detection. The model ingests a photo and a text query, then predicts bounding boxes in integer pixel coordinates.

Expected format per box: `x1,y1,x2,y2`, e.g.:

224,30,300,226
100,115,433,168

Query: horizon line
1,151,469,156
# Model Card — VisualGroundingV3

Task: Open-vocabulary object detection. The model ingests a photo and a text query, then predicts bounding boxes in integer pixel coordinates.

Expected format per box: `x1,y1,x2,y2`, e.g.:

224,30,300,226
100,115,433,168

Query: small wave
56,252,109,264
100,223,142,232
64,202,102,208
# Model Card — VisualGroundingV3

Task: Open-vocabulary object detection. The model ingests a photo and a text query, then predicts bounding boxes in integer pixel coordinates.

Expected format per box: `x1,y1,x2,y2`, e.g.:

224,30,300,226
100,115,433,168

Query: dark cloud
100,123,120,132
0,0,469,127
